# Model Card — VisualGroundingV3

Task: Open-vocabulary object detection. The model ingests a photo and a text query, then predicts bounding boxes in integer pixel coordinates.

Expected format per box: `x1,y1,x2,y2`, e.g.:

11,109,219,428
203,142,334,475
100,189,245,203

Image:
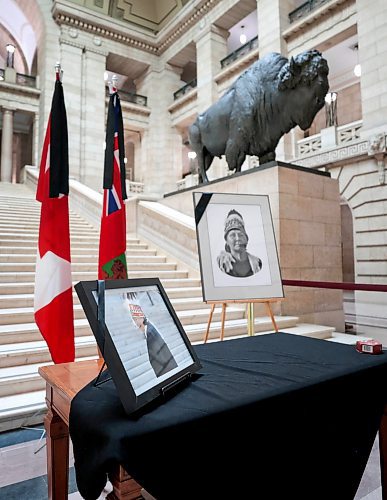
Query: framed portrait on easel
193,192,284,302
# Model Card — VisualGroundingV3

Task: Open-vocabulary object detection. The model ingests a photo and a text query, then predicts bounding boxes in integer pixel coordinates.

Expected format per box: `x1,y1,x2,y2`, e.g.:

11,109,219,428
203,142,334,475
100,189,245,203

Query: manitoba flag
98,86,128,279
34,72,75,364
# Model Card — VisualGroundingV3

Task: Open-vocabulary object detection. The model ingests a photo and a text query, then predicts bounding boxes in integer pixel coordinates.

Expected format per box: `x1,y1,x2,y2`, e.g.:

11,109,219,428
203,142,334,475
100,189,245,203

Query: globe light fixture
188,151,197,159
354,63,361,77
325,91,338,127
6,43,15,68
239,25,247,45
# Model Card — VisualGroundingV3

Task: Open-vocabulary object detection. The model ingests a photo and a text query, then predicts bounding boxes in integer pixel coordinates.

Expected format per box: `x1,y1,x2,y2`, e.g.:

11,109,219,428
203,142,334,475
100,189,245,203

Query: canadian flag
34,72,75,363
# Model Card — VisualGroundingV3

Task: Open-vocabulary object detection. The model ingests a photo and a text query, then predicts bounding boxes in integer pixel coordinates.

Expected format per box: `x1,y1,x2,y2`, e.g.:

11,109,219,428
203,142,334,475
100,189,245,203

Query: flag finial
108,74,118,95
55,62,63,82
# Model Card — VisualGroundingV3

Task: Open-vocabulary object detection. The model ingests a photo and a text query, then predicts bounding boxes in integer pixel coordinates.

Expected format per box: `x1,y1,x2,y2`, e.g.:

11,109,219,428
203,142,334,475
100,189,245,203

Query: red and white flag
34,69,75,363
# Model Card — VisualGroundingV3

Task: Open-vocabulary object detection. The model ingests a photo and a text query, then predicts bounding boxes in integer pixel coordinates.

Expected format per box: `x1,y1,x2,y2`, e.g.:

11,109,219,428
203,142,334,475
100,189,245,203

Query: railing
173,78,197,101
337,120,362,145
289,0,330,23
297,133,322,156
0,68,4,81
127,180,144,194
220,36,258,69
296,120,363,156
105,87,147,106
282,279,387,340
16,73,36,87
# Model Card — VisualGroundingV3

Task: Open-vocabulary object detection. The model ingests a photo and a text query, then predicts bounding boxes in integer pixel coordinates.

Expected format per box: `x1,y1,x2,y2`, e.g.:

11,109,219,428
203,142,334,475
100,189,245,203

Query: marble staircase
0,182,341,431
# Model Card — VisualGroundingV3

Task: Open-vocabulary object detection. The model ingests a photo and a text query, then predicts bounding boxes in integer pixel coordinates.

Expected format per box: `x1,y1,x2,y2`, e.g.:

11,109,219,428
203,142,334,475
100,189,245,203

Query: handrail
289,0,330,23
173,78,197,101
283,279,387,293
220,36,258,69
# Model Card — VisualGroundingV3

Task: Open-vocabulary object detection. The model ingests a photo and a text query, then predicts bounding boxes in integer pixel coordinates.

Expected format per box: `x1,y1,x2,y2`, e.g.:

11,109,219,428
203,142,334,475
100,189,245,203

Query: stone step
0,355,98,398
0,278,201,295
0,268,189,282
0,319,92,345
0,389,47,432
0,261,176,273
279,323,335,340
0,335,99,368
0,227,99,237
0,220,95,229
0,290,204,310
0,242,152,252
0,305,244,343
186,315,300,343
0,232,140,243
0,253,163,263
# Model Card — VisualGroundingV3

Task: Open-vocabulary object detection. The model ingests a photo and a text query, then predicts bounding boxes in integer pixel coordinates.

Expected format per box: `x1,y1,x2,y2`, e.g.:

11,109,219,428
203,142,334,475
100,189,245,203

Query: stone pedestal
162,161,344,331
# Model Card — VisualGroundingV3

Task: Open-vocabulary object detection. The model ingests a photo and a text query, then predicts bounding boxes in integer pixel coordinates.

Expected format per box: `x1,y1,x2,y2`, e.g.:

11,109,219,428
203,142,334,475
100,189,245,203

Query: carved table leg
107,466,143,499
44,407,70,500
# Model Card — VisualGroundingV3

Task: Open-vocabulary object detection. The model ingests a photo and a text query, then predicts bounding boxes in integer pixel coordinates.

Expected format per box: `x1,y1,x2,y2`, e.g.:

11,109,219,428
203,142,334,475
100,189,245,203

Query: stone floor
0,422,382,499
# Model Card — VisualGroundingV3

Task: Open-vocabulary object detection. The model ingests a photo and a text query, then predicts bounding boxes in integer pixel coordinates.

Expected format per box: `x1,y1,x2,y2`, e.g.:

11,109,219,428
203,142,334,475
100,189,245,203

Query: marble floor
0,424,382,499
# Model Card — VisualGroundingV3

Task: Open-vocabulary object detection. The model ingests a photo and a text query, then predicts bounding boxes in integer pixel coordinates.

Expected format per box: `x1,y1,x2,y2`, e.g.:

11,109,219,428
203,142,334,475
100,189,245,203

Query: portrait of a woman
217,209,262,278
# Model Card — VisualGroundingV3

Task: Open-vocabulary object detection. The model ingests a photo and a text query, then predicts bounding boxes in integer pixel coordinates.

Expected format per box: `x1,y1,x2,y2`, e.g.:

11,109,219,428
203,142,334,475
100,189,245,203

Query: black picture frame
75,278,202,416
193,192,284,302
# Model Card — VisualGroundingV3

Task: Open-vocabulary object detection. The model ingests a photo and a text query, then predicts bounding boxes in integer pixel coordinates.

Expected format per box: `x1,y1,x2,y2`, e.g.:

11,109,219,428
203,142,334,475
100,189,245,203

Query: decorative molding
368,133,387,185
54,11,158,54
53,0,222,56
295,140,369,168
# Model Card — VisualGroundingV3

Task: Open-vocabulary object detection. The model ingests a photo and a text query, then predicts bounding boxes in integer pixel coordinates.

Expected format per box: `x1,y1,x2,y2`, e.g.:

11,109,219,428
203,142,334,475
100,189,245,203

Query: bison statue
188,49,329,183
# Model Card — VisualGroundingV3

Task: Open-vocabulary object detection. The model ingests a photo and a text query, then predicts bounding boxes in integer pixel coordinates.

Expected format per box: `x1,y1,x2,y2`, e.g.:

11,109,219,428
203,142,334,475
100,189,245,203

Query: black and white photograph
97,284,194,396
207,203,272,287
194,192,283,302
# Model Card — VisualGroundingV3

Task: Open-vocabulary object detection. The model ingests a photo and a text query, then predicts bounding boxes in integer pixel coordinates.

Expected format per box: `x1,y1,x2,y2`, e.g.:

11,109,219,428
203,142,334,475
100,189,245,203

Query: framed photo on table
193,192,283,302
75,278,201,416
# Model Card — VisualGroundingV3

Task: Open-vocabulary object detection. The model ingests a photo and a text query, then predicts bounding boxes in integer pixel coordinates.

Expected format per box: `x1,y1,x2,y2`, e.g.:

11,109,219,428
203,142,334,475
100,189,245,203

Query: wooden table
39,359,143,500
40,355,387,500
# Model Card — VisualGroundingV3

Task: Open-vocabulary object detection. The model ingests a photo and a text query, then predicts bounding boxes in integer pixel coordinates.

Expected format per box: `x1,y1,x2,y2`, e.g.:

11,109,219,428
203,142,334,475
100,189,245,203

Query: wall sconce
6,44,15,68
354,64,361,77
239,26,247,45
188,151,197,174
325,91,338,127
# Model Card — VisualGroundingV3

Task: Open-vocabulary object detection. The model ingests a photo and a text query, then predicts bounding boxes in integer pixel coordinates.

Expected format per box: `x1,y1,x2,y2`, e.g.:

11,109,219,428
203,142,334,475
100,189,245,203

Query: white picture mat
194,192,283,302
207,203,272,288
93,285,193,396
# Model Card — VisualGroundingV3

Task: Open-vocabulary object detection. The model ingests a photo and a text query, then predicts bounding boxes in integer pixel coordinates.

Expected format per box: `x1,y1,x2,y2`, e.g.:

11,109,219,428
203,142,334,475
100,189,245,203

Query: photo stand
203,298,283,343
75,278,202,416
193,192,285,342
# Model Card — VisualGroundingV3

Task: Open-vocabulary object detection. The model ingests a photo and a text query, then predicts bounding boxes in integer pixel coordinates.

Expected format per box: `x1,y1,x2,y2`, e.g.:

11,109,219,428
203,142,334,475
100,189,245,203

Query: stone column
59,41,84,182
195,24,228,113
257,0,298,161
136,63,184,196
356,0,387,135
0,108,14,182
32,113,40,168
256,0,297,56
80,48,107,191
194,25,228,179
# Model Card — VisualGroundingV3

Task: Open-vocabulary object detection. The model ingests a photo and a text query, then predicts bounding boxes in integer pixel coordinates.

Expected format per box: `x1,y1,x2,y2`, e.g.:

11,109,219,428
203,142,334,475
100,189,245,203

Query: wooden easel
203,298,283,343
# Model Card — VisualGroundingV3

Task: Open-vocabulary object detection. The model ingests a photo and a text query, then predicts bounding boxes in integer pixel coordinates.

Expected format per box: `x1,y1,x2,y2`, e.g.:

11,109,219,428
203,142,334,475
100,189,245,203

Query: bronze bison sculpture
189,49,329,183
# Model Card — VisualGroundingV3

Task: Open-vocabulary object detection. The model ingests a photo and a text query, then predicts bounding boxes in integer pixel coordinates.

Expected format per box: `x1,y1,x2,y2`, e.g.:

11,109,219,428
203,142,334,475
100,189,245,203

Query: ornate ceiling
68,0,191,33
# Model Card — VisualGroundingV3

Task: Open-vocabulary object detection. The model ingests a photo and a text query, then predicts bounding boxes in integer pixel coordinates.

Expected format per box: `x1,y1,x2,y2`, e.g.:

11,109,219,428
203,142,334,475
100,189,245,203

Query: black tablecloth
69,333,387,500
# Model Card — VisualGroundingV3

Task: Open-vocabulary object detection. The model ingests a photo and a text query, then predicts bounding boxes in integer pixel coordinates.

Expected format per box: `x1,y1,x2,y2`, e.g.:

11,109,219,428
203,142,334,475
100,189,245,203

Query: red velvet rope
282,279,387,293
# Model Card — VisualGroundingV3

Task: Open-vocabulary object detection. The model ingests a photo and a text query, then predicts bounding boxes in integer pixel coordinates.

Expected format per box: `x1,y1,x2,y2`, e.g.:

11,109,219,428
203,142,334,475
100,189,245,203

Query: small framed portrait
75,278,202,416
193,192,284,302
